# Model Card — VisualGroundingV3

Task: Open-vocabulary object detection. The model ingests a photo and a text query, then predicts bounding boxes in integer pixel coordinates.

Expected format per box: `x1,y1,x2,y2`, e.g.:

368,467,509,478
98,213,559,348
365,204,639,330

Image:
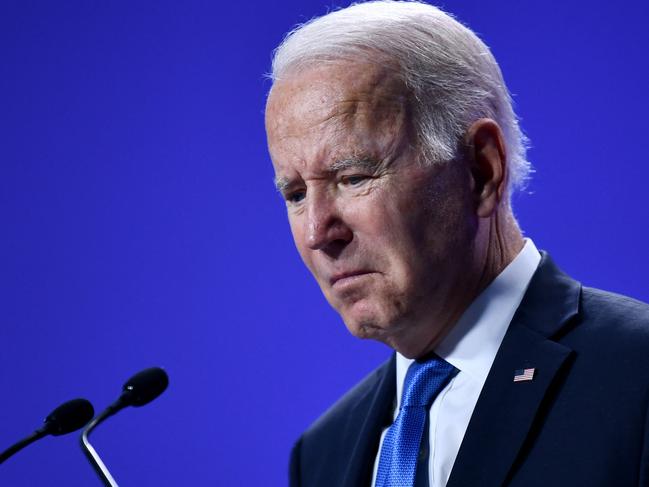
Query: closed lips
330,271,373,286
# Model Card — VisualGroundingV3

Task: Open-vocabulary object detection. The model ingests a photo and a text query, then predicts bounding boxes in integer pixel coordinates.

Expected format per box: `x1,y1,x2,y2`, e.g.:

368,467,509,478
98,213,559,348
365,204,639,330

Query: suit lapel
341,354,396,487
446,323,573,487
447,253,581,487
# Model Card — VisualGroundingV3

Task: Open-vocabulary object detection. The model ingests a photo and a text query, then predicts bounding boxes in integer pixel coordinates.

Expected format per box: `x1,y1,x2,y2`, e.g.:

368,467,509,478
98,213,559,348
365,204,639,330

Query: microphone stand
80,399,125,487
79,367,168,486
0,427,47,464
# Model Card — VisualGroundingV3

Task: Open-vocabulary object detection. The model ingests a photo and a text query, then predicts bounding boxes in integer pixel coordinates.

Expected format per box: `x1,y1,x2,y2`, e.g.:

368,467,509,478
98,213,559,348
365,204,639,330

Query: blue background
1,1,648,485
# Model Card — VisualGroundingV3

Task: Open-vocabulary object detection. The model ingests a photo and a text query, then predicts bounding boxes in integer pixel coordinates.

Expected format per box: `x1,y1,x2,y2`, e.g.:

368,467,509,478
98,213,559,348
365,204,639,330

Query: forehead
265,62,411,169
266,61,406,122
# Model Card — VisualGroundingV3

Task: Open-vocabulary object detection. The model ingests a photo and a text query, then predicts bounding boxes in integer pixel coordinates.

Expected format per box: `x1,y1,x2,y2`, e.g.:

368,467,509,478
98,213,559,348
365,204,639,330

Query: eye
341,174,369,186
285,189,306,204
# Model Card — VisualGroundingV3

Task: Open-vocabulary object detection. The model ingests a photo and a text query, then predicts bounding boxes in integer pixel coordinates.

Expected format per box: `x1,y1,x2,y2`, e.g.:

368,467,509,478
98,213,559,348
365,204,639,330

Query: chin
349,319,431,358
340,303,432,357
346,320,380,340
332,295,404,339
340,309,396,342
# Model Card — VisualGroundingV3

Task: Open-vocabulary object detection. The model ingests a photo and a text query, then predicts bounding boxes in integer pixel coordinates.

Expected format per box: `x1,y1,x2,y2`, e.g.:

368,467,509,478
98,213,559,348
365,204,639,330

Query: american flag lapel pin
513,368,535,382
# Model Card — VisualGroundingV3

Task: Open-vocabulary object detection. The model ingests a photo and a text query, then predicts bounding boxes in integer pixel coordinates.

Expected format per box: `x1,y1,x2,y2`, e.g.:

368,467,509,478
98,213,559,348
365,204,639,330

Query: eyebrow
274,156,379,193
329,156,378,172
274,177,290,193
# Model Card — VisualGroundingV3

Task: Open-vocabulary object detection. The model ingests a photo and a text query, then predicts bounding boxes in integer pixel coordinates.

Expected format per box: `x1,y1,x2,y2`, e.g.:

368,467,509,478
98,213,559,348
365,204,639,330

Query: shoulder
560,286,649,377
528,251,649,350
303,355,394,442
582,286,649,321
290,355,394,486
578,287,649,342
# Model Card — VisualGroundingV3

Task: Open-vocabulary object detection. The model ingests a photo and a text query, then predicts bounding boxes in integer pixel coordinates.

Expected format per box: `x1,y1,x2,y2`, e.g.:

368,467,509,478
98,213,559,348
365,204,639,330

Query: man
264,2,649,486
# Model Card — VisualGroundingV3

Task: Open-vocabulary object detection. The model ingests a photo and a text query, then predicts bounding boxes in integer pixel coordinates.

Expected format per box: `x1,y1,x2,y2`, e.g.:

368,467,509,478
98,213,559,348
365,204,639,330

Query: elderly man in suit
264,2,649,486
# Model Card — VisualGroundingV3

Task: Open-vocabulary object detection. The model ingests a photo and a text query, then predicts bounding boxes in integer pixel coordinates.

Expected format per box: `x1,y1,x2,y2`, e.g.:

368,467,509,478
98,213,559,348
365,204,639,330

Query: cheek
365,178,474,290
366,197,425,261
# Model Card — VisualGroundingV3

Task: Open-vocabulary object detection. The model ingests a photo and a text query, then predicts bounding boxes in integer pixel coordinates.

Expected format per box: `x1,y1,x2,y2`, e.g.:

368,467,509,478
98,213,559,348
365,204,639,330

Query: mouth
330,270,374,287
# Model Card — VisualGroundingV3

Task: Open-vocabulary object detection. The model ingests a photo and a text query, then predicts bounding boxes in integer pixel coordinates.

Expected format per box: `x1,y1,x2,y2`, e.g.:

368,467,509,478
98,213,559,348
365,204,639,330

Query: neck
476,204,525,292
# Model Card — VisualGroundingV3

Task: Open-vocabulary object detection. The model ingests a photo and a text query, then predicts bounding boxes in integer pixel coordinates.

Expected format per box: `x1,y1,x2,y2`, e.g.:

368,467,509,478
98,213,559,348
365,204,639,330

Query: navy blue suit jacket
289,254,649,486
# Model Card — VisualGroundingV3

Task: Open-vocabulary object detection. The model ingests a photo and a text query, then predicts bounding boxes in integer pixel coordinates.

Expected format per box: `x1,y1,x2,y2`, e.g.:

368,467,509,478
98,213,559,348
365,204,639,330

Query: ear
464,118,508,218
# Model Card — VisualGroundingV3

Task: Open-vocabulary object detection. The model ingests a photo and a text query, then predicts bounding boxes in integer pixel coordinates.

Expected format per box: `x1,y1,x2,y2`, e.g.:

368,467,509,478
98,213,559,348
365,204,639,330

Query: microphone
0,398,94,464
80,367,169,487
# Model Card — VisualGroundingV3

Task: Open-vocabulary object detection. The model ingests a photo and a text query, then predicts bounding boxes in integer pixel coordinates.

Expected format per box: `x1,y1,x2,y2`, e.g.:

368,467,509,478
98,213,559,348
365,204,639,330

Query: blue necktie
376,355,457,487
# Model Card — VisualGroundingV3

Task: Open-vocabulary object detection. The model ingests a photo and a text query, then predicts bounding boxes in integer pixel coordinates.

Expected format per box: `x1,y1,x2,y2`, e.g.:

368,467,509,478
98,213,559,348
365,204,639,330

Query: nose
305,190,353,254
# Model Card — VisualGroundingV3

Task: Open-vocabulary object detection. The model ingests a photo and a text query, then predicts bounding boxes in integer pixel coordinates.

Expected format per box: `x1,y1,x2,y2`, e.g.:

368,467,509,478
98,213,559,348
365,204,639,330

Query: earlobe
464,119,507,218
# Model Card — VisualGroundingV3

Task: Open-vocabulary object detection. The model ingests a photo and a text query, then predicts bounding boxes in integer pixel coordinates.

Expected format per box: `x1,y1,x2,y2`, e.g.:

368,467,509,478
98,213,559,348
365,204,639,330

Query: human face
265,63,479,357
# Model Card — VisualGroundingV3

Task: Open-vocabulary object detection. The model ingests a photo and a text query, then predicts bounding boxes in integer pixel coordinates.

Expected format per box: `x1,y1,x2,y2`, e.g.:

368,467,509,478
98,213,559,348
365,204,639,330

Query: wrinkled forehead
265,61,410,138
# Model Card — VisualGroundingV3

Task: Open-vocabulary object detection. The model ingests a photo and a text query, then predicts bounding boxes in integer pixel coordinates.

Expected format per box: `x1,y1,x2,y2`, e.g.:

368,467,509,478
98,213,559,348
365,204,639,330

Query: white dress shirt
371,239,541,487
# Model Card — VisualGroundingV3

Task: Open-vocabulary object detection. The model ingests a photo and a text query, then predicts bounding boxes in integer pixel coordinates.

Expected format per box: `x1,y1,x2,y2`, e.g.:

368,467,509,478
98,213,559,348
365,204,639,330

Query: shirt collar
395,238,542,407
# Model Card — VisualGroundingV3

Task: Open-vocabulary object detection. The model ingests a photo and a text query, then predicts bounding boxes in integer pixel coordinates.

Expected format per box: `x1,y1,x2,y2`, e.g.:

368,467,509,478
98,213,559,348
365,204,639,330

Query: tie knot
401,355,457,408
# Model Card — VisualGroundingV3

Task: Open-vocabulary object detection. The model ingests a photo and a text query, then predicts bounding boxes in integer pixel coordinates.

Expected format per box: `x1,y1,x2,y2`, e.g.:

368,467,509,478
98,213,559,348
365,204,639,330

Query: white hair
270,0,531,194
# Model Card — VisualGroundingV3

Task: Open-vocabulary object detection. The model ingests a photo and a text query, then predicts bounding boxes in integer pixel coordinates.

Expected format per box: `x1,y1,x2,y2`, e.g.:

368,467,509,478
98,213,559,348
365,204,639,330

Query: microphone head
121,367,169,407
44,398,95,436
